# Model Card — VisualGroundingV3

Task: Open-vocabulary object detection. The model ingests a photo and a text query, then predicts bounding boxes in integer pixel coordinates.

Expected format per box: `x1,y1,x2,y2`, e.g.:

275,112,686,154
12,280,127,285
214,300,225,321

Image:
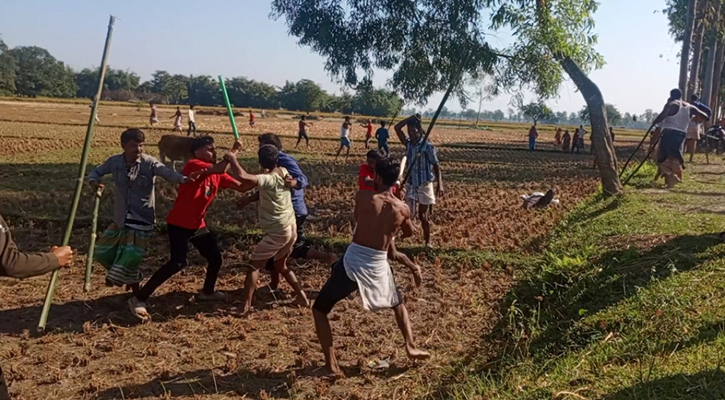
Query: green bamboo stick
83,186,104,292
218,76,240,140
38,15,116,332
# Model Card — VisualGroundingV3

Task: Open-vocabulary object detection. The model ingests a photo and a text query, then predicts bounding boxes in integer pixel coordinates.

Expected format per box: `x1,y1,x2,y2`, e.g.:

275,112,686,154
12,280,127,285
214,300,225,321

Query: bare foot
405,346,431,361
292,294,311,308
411,264,422,287
128,297,151,323
228,305,251,318
313,365,345,380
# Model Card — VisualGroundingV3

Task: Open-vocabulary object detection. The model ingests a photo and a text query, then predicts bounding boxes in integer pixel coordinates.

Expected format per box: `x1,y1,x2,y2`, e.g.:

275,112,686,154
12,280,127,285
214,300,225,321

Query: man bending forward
312,157,430,377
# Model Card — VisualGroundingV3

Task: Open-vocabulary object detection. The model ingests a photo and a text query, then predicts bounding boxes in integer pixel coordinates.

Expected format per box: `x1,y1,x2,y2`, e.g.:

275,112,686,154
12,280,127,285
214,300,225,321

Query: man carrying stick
312,157,430,378
394,115,443,248
1,213,73,399
88,129,193,295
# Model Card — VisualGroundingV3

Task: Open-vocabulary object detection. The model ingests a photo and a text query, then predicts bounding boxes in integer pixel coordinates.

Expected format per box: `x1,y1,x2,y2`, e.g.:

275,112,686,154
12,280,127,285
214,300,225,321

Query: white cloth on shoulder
343,242,401,311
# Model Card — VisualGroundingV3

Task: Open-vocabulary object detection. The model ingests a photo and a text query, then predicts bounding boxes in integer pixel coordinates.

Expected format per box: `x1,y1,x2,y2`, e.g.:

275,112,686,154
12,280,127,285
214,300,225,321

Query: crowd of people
0,113,442,388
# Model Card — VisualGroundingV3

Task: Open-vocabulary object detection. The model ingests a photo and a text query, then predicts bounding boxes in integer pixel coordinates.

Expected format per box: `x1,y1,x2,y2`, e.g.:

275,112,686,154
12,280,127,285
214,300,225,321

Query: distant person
90,96,100,123
528,125,538,151
578,125,586,152
376,121,390,155
361,119,374,149
171,107,183,133
562,130,571,153
149,104,158,126
571,129,581,154
685,94,712,162
335,116,352,161
296,115,313,149
187,105,197,136
651,88,708,188
249,110,255,128
261,109,267,119
554,127,562,146
1,212,73,399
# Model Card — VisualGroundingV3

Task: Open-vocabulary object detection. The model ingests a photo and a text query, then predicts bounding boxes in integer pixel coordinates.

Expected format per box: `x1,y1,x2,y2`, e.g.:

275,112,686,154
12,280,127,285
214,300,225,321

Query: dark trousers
187,121,197,136
378,142,389,155
0,364,9,400
136,224,222,301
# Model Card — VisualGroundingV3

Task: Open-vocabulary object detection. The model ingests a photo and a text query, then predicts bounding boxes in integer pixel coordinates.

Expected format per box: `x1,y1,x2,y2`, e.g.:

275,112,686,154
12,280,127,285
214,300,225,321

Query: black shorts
298,131,309,140
312,258,358,314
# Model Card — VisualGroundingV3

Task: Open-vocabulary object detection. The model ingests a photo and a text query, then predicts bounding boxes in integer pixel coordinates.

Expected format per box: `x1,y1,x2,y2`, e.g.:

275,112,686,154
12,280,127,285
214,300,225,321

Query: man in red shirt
358,149,383,191
128,136,249,322
249,110,255,128
361,119,374,149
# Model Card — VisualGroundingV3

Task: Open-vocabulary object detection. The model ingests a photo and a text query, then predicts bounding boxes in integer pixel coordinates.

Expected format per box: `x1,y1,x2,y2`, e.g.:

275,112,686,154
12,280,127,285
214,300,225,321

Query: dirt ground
0,101,621,399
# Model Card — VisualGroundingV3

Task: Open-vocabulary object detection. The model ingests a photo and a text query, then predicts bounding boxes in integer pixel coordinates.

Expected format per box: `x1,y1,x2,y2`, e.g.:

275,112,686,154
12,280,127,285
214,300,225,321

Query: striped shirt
405,138,439,189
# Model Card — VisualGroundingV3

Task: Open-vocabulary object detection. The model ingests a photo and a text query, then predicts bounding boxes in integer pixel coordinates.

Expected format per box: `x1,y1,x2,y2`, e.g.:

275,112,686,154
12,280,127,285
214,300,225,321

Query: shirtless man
335,117,352,161
312,157,430,377
295,115,313,149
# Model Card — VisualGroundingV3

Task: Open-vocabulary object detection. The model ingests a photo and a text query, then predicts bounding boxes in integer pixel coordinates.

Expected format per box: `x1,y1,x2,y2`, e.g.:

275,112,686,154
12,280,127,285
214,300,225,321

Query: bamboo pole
83,186,104,292
38,15,116,332
618,124,655,178
218,76,240,140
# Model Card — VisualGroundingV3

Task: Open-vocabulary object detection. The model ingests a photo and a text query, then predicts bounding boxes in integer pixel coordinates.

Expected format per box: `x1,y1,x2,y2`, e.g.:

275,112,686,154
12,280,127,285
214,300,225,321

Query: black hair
120,128,145,145
374,157,400,187
301,115,306,120
258,144,279,170
670,88,683,100
258,133,283,150
190,136,214,155
407,119,422,130
190,105,195,109
380,121,387,127
366,149,383,161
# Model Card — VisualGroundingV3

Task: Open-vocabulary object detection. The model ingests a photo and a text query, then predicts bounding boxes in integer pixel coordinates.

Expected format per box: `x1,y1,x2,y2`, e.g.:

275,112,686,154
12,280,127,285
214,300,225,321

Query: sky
0,0,680,115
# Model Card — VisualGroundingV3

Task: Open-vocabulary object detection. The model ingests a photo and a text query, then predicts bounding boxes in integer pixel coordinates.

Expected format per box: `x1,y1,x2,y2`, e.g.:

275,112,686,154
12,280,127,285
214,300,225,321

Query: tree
520,102,553,125
271,0,623,194
580,104,621,126
278,79,328,112
679,0,698,92
10,46,76,98
351,84,403,117
0,38,16,95
187,75,221,106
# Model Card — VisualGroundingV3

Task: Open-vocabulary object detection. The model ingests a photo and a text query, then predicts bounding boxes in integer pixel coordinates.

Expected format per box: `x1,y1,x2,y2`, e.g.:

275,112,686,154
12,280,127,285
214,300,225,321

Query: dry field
0,101,634,399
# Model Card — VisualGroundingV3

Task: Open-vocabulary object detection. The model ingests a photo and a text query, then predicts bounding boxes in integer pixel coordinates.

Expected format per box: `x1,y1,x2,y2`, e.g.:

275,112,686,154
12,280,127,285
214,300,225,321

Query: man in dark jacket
0,213,73,399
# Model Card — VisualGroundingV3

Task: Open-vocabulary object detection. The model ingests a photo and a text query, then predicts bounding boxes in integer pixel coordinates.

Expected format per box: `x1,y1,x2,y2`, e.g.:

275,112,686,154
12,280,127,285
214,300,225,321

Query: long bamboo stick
38,16,116,332
218,76,240,140
83,186,104,292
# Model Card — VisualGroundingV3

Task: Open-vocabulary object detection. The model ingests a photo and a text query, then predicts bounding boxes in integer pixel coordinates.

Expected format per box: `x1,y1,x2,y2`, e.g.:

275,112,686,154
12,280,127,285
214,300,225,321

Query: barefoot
313,364,345,380
128,297,151,323
405,346,431,361
228,306,251,318
411,265,422,287
292,294,311,308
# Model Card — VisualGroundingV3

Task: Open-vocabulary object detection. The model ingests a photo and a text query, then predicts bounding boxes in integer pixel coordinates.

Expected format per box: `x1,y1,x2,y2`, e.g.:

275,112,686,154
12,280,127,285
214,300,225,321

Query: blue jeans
378,141,389,155
529,137,536,150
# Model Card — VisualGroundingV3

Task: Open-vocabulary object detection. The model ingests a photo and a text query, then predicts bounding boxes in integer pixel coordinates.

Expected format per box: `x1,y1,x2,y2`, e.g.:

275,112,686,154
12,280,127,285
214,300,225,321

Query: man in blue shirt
238,133,338,290
394,115,444,248
376,121,391,155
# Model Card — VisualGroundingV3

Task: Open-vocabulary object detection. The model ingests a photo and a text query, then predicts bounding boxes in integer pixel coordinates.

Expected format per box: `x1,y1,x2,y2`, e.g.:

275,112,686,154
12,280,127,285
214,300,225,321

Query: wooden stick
84,186,104,292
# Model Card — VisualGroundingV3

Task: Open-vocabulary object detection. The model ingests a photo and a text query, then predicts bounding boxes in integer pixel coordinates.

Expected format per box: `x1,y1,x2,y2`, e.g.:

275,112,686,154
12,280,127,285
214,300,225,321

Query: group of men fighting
0,114,442,393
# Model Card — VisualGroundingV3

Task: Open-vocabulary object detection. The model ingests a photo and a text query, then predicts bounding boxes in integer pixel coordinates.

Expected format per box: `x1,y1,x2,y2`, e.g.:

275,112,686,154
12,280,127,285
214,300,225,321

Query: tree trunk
559,57,622,195
688,0,707,99
475,94,482,127
710,37,724,112
680,0,698,93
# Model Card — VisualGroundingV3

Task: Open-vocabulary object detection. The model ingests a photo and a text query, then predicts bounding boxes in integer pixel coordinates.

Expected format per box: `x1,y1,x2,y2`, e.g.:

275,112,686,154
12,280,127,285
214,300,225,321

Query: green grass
438,162,725,400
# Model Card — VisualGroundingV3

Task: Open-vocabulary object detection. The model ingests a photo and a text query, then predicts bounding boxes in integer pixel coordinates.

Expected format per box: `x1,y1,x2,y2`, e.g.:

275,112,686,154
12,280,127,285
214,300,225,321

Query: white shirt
660,100,692,133
188,109,195,123
341,123,350,139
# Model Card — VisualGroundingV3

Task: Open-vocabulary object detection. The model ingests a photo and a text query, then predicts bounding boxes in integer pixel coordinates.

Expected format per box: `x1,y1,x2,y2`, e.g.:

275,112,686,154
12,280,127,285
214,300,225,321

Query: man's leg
190,230,224,297
345,146,350,161
296,134,303,149
274,254,310,307
305,133,309,149
134,226,191,303
393,302,430,360
335,145,343,160
389,241,421,287
0,364,10,400
418,204,432,247
241,261,264,314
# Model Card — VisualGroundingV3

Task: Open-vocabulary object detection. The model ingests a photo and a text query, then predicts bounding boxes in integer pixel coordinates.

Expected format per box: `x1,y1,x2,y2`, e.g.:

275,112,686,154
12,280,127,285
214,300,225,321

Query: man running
335,116,352,161
187,105,197,136
361,119,374,149
394,115,443,248
376,121,390,155
171,107,183,133
312,157,430,377
651,89,708,188
249,110,255,128
296,115,313,149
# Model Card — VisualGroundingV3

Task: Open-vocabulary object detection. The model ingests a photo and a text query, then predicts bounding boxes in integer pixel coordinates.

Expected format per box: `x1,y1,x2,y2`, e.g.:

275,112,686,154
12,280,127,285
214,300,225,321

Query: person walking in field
312,157,430,378
579,125,587,152
0,213,74,400
571,129,580,154
149,103,159,126
225,144,311,316
562,130,571,153
128,137,248,322
335,116,353,161
554,127,562,146
88,129,194,295
528,125,538,151
171,107,183,133
685,95,712,162
249,110,255,128
361,119,374,149
376,121,391,155
394,114,443,248
652,88,708,188
187,105,197,137
237,133,338,293
296,115,313,149
90,96,100,123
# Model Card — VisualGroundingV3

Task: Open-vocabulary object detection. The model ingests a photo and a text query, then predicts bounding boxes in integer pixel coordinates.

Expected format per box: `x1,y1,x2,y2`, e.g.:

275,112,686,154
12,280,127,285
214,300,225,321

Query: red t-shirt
358,164,375,191
366,123,373,138
249,112,254,122
166,159,237,230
